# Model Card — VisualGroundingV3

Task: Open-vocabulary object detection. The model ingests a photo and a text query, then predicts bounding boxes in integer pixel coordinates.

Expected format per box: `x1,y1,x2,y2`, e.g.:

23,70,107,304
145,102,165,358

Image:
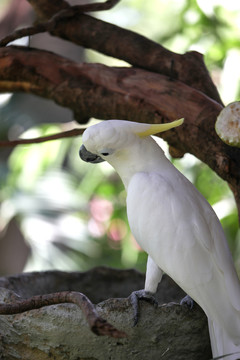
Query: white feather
82,120,240,358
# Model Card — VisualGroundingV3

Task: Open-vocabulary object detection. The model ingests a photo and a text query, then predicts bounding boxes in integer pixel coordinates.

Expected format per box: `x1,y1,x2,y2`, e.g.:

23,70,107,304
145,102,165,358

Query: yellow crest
136,118,184,138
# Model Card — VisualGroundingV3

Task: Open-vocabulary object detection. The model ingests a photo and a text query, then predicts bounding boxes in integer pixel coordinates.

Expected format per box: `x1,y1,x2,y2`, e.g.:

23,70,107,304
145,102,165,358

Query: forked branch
0,0,121,47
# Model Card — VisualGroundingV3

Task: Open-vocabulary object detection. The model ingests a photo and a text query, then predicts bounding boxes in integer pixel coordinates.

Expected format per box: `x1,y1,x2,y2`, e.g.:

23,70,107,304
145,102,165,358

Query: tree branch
0,24,47,47
48,13,222,103
1,1,222,105
0,290,126,338
27,0,120,20
0,0,121,47
0,46,239,198
0,128,84,148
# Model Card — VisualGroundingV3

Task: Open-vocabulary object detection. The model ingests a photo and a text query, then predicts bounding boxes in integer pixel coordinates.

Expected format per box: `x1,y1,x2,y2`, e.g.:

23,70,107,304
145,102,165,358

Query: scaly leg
130,256,163,326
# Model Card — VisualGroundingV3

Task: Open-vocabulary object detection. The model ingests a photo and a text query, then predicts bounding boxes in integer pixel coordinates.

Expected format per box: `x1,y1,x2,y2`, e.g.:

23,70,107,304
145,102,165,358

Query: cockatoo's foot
129,289,158,326
180,294,194,309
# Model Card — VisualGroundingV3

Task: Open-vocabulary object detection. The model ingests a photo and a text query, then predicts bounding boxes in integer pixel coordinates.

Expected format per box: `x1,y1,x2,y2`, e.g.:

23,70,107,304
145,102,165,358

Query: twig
0,0,121,47
0,24,47,47
0,128,84,148
0,291,127,338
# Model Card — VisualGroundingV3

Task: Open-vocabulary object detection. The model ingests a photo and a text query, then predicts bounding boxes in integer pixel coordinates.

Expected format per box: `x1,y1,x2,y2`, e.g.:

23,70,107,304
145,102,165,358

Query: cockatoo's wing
127,170,240,327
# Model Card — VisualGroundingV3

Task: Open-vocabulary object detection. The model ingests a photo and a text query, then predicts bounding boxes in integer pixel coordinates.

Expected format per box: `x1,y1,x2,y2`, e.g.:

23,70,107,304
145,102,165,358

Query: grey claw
180,295,194,309
129,290,158,326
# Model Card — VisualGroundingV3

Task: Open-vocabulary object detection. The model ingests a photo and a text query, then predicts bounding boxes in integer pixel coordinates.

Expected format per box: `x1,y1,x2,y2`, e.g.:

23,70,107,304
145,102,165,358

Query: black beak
79,144,105,163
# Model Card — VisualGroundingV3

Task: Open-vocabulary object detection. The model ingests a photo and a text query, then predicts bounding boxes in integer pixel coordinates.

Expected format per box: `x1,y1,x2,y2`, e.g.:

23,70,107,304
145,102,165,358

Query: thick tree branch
1,1,222,105
0,46,239,209
48,13,222,104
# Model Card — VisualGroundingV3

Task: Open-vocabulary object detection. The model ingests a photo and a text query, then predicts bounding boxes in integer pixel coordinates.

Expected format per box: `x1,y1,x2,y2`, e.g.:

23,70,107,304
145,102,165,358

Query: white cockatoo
79,119,240,359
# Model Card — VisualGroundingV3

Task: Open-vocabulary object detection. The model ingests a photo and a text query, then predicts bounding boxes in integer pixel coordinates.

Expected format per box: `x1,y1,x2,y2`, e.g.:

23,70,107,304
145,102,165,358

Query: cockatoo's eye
99,149,113,157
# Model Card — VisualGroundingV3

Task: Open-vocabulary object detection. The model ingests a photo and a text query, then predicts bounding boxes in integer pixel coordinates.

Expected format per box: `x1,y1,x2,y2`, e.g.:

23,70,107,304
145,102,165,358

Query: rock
0,267,211,359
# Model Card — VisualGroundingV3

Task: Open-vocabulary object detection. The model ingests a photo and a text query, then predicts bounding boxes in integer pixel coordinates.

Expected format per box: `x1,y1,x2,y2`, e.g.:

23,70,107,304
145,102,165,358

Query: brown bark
0,0,239,217
0,46,240,214
48,13,222,104
1,0,222,104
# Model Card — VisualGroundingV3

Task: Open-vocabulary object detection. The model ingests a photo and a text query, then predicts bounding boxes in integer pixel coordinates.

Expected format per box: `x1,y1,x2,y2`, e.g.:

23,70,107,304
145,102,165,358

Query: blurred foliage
0,126,148,272
0,0,240,276
93,0,240,103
